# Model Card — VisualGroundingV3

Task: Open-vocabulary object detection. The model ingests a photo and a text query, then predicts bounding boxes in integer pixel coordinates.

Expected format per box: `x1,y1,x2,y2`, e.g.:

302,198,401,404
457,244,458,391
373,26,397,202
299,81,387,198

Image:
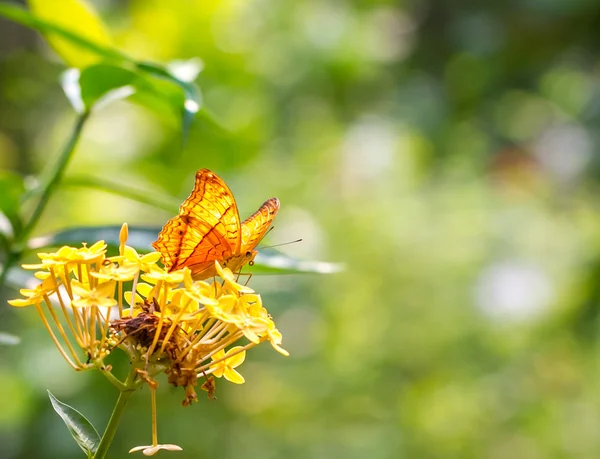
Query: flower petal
225,347,246,367
223,367,245,384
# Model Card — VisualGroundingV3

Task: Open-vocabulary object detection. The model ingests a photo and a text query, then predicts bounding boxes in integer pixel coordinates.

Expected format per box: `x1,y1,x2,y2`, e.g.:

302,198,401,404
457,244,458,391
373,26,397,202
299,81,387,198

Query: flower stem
93,370,139,459
0,112,90,289
19,111,90,244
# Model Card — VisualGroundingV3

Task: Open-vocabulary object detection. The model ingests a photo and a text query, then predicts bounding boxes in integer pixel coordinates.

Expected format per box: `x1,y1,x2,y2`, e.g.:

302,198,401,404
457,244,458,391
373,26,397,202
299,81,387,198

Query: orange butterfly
152,169,279,280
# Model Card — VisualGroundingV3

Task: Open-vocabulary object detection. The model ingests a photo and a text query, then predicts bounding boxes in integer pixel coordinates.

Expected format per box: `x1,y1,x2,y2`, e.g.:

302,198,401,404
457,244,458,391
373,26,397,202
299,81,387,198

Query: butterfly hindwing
241,198,280,254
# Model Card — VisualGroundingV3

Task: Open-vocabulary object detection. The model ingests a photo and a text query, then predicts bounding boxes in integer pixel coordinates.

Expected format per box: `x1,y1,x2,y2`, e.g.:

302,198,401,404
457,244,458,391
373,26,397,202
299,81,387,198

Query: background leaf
0,4,209,134
134,62,202,145
0,171,25,236
62,175,180,212
61,64,138,113
0,3,123,61
0,332,20,346
27,0,113,68
48,391,100,456
26,226,342,274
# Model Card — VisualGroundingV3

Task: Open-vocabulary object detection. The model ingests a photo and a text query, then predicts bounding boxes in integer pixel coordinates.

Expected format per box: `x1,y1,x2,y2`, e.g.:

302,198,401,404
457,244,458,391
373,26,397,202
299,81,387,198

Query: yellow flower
8,277,57,307
21,245,78,270
71,280,117,308
141,265,185,286
182,270,218,306
122,245,161,272
205,294,242,324
91,262,139,282
266,327,289,356
72,240,107,262
210,347,246,384
214,261,254,294
10,225,288,455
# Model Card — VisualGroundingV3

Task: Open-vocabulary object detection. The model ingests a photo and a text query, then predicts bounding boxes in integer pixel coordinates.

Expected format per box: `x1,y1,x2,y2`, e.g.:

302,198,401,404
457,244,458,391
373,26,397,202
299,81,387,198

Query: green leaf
0,3,125,63
251,251,345,275
48,391,101,456
135,61,202,145
26,226,344,274
62,175,180,213
80,64,136,109
27,225,158,255
0,332,20,346
61,64,137,113
0,4,216,137
27,0,113,68
0,171,25,236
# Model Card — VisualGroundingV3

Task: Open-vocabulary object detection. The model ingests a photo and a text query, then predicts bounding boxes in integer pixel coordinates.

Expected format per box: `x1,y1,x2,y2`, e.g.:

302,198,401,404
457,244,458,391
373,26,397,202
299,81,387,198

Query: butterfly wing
152,169,242,276
240,197,280,254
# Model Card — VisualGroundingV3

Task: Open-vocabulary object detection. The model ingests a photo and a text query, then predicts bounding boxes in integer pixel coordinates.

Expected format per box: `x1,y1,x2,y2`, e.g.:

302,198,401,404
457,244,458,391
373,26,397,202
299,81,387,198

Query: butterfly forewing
153,169,279,279
152,169,242,273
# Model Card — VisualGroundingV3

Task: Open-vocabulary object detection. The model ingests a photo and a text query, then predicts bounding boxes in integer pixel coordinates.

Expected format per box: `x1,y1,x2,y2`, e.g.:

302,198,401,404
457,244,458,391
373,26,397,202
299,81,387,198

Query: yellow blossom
72,240,107,262
210,347,246,384
91,262,139,282
8,277,57,307
214,261,254,294
205,294,243,324
123,245,161,272
71,280,117,308
141,264,185,286
182,270,218,306
9,229,288,455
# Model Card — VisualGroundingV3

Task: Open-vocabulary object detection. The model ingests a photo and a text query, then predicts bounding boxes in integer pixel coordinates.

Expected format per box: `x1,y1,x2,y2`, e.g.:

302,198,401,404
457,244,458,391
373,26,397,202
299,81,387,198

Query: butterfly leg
234,272,253,286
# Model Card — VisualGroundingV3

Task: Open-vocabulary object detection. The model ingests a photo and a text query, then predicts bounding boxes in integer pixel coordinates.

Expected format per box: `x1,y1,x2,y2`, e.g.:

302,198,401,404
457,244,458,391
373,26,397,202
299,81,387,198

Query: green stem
0,112,90,289
19,112,90,244
93,370,139,459
96,362,129,392
0,250,17,290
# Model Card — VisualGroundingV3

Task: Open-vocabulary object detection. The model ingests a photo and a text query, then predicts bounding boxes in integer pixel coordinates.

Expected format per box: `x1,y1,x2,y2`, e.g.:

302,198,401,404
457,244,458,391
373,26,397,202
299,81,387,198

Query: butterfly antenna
258,239,303,250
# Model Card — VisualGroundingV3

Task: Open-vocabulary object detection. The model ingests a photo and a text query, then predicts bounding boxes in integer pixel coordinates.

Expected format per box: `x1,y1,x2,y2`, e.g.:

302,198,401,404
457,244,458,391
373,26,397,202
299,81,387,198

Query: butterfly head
223,250,257,272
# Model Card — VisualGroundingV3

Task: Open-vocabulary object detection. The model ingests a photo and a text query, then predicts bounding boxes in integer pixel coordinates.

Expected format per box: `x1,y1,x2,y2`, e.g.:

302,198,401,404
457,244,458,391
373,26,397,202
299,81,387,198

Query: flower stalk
0,112,90,289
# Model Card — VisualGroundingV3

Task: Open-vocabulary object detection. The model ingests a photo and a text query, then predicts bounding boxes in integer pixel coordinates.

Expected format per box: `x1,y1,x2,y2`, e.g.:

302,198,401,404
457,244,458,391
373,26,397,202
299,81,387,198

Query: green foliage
0,2,202,136
48,391,100,457
0,170,25,235
2,1,600,459
0,332,20,345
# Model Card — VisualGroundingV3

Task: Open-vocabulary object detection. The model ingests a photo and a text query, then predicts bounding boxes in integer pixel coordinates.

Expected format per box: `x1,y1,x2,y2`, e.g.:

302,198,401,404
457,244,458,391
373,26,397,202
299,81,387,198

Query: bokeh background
2,1,600,458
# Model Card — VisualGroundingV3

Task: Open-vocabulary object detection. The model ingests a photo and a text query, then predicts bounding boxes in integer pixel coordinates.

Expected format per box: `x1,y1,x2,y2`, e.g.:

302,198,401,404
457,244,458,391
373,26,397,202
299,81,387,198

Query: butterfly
152,169,279,280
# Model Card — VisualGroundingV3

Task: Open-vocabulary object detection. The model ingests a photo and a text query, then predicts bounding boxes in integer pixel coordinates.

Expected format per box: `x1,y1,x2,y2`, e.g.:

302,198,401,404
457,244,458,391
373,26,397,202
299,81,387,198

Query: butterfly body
152,169,279,279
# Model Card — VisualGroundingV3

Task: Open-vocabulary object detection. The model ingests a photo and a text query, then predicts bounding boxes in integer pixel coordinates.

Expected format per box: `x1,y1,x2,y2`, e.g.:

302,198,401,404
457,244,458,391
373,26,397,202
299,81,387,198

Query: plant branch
93,369,139,459
19,112,89,244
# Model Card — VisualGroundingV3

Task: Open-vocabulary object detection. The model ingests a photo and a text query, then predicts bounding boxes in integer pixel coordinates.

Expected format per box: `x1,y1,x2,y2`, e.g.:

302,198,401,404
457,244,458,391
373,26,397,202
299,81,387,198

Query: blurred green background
2,0,600,458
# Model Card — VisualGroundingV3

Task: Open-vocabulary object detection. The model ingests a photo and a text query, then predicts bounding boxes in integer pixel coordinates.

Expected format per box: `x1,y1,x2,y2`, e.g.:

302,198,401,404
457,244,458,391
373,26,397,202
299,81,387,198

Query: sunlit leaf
80,64,137,109
167,58,204,83
28,226,158,255
61,68,85,113
61,64,138,113
48,391,100,456
0,4,124,62
27,226,343,274
251,251,345,275
0,332,20,346
27,0,113,68
62,175,179,213
135,61,202,145
0,5,219,135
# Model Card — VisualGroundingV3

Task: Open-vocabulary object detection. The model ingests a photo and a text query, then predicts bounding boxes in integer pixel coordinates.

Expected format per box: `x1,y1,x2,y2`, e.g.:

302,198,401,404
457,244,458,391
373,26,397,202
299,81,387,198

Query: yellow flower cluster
9,224,288,454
